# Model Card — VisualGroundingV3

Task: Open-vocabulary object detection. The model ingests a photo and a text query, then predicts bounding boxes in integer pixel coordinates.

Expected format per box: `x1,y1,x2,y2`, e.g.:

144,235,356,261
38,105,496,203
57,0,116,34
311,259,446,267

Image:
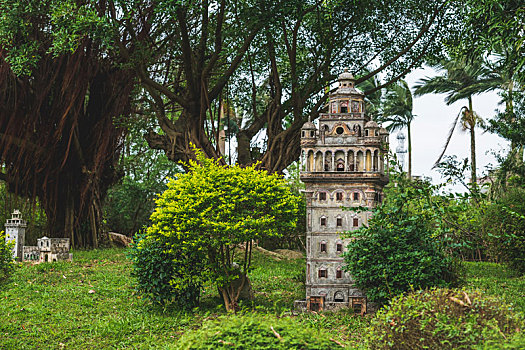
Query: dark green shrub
0,231,15,283
366,288,523,350
128,231,201,309
483,188,525,274
344,176,460,304
176,313,338,349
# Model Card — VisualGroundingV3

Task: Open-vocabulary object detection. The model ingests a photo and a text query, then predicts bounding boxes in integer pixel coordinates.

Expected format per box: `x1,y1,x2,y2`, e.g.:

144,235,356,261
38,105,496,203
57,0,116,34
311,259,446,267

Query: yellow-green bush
0,231,14,283
132,146,301,311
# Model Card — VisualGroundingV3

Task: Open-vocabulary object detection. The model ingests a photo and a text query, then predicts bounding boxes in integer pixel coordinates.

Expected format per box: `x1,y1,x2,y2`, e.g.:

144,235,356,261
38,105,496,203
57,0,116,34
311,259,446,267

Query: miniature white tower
396,132,407,171
5,210,27,261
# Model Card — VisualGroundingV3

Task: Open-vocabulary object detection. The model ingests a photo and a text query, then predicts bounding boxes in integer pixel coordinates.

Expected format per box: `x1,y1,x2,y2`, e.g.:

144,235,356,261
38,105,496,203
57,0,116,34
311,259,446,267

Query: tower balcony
300,171,389,184
319,113,364,120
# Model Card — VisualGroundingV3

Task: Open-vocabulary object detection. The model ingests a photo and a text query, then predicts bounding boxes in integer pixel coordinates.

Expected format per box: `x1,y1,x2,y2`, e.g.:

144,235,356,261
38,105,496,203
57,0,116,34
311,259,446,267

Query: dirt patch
274,249,304,260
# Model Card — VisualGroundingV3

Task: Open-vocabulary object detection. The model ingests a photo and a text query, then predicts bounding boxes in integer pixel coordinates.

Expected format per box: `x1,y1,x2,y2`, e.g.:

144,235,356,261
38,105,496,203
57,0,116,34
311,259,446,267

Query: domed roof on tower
338,68,355,81
301,121,316,130
335,68,363,96
364,120,379,129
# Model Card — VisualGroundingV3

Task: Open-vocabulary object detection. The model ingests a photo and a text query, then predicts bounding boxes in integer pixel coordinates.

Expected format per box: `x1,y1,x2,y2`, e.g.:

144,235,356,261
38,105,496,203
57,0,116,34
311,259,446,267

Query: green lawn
0,249,523,349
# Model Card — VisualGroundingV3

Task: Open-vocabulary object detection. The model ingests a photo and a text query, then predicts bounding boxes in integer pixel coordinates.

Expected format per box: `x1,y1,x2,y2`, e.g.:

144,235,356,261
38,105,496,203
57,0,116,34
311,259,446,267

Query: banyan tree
0,1,137,247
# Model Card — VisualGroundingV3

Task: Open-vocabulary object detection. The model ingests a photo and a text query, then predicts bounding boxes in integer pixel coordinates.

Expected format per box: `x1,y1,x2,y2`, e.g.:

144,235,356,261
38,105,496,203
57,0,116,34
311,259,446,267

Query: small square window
336,243,343,252
318,269,327,278
336,192,343,201
353,218,359,227
320,242,327,252
353,192,359,201
319,192,327,201
320,217,327,226
336,218,342,227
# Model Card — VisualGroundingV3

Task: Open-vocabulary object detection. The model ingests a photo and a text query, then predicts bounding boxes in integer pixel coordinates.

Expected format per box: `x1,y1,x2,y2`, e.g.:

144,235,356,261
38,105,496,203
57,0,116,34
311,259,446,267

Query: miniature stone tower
396,132,407,171
5,209,27,261
297,69,389,312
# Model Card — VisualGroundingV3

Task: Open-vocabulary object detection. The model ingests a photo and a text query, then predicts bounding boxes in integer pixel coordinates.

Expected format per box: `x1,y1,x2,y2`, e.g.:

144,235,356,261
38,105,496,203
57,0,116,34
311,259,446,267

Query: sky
396,67,509,191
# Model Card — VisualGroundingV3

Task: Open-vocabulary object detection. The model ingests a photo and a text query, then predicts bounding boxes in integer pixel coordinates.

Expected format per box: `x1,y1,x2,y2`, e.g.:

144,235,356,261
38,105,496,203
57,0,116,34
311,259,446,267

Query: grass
0,249,523,349
464,261,525,314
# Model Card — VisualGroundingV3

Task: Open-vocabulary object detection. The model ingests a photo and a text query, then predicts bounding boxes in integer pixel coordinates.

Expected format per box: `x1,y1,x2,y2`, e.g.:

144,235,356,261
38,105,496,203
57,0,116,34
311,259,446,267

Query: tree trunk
468,97,477,186
407,122,412,179
217,272,253,312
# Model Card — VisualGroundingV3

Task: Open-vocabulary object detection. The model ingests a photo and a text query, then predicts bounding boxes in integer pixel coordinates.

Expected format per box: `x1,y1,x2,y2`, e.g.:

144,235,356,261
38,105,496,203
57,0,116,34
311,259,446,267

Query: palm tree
357,73,383,121
413,57,494,185
381,80,415,179
482,48,522,158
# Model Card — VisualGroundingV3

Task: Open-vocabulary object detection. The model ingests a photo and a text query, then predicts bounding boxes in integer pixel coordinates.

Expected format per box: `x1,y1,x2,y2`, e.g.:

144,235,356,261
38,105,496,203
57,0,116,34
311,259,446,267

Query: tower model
5,209,27,261
296,69,389,312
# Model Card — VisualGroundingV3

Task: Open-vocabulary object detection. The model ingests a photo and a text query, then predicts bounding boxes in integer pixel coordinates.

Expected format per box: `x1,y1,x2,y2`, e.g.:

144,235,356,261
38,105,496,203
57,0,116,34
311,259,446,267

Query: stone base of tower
294,296,368,314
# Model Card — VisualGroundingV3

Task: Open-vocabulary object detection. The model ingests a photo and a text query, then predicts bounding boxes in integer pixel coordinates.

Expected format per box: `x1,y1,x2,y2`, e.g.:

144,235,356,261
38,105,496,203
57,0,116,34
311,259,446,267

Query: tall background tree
380,80,416,178
413,57,494,185
131,0,457,172
0,0,138,246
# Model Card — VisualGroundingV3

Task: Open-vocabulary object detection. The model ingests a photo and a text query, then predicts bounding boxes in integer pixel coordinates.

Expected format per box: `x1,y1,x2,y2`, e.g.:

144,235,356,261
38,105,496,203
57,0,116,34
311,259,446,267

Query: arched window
340,101,348,113
336,192,343,201
319,192,327,201
336,268,343,279
334,291,344,302
353,192,359,201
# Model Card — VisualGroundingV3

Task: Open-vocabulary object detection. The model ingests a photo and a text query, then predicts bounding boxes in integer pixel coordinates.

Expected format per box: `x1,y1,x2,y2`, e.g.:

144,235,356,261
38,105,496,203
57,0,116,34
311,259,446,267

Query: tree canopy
127,0,457,172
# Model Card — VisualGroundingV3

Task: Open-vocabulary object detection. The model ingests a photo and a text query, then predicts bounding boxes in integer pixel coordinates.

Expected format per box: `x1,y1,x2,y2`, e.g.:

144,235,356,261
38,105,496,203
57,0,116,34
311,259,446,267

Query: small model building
295,69,389,313
33,237,72,262
4,210,27,261
22,236,72,262
4,209,72,263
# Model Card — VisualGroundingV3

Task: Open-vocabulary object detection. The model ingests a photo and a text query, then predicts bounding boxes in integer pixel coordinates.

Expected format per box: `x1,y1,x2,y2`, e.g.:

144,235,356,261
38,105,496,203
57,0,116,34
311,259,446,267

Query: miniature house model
32,237,72,262
4,209,27,261
22,236,72,263
295,69,389,312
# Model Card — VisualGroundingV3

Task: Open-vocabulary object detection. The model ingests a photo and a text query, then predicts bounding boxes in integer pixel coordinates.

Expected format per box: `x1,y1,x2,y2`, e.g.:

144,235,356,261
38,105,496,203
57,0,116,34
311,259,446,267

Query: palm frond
432,108,463,168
